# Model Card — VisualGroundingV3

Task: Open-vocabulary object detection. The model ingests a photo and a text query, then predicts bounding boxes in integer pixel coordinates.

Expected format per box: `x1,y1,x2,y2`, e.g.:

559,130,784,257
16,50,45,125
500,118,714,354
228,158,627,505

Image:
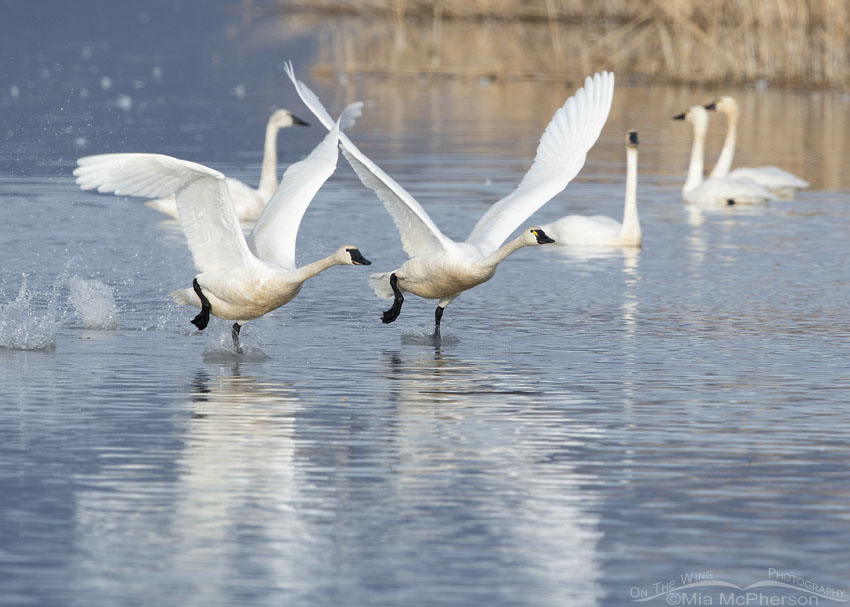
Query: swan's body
705,96,808,199
541,130,641,247
145,109,309,221
284,63,614,335
674,105,775,208
73,103,370,351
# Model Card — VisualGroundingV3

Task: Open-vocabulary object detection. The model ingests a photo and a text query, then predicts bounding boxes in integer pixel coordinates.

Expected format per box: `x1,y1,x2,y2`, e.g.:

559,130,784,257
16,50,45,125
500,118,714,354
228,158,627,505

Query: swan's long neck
684,122,706,194
257,122,281,198
481,234,531,269
709,111,737,178
291,253,342,284
619,146,640,242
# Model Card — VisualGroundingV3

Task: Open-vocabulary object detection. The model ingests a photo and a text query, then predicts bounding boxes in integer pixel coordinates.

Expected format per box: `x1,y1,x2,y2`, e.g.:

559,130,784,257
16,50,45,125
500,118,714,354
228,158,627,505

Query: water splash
68,276,119,330
202,321,269,362
0,275,63,350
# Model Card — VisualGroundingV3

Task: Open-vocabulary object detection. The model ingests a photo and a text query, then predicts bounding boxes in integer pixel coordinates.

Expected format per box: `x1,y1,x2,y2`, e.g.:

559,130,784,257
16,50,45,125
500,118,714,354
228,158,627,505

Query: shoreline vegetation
273,0,850,89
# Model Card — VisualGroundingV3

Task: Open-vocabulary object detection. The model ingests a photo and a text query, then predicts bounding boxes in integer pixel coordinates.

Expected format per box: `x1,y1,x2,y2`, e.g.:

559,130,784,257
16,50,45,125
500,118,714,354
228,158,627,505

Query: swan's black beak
704,101,717,111
292,114,310,126
532,229,556,244
673,112,687,120
628,130,639,145
347,248,372,265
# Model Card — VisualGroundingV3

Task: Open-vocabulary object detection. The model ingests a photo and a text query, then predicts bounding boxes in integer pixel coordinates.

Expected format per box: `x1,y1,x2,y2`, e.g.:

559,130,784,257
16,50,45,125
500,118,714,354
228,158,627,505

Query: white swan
540,130,641,247
73,103,371,352
145,108,309,221
705,95,809,198
673,105,775,207
284,62,614,336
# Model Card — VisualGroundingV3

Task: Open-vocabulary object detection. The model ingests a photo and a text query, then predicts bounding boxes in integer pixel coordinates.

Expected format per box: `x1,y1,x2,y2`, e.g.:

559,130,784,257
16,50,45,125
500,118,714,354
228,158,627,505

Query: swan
144,108,309,221
73,103,371,352
540,130,641,247
284,62,614,337
673,105,775,207
704,95,809,198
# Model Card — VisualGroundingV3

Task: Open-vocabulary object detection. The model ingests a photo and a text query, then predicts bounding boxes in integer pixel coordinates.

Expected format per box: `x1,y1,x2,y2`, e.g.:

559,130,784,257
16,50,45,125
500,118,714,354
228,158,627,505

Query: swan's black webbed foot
382,273,404,324
727,199,736,206
190,278,211,330
231,322,243,354
433,305,445,339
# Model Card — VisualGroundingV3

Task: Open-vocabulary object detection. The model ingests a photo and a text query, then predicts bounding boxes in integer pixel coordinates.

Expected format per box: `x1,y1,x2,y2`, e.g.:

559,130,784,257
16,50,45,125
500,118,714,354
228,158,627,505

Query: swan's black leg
231,322,243,354
382,273,404,324
433,305,445,339
190,278,211,330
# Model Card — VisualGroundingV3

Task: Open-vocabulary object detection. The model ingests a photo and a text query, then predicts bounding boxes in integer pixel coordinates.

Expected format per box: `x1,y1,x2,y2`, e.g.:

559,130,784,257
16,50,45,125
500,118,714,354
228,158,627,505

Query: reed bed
280,0,850,88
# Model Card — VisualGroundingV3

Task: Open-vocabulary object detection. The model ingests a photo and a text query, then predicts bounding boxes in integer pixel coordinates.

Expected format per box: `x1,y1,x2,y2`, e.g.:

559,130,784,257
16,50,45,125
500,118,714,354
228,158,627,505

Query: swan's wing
466,71,615,255
74,153,255,273
730,166,809,189
284,61,454,258
247,102,363,270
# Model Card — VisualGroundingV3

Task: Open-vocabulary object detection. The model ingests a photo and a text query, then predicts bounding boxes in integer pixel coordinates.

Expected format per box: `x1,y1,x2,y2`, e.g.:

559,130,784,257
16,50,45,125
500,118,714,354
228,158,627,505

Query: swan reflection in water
379,348,605,604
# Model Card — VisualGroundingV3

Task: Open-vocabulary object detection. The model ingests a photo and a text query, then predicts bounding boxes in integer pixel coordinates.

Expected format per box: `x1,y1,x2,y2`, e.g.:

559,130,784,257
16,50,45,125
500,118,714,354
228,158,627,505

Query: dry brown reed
280,0,850,88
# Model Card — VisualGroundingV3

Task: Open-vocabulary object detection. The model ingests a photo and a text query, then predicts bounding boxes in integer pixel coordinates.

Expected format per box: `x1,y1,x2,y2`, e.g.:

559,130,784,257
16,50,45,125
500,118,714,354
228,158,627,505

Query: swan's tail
144,195,180,219
171,287,201,308
368,272,395,300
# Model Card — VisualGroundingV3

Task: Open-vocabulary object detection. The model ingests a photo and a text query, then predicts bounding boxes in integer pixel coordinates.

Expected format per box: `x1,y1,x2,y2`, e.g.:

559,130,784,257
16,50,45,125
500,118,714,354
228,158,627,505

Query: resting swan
145,108,309,221
705,96,809,198
284,62,614,336
540,130,641,247
674,105,775,207
73,103,371,352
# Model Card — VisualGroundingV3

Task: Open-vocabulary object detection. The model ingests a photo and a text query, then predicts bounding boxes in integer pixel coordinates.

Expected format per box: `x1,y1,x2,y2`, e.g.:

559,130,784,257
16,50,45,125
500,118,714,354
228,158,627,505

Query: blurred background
3,0,849,192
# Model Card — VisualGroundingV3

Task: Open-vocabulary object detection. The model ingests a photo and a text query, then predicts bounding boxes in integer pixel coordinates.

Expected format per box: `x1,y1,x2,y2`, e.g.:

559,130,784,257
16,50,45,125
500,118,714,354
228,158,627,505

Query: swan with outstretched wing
74,103,370,352
285,62,614,337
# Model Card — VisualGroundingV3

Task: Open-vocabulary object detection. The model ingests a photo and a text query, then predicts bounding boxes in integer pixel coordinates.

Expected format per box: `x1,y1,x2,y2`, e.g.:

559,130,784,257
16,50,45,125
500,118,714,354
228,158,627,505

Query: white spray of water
202,320,268,362
0,275,63,350
68,276,119,330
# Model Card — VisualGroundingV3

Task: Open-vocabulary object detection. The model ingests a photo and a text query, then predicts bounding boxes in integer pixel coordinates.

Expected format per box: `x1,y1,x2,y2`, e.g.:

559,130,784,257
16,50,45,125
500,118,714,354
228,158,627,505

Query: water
2,2,850,606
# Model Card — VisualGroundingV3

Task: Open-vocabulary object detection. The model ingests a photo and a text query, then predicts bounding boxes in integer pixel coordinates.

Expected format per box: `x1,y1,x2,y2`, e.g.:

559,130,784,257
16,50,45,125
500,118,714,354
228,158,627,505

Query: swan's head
673,105,709,135
704,95,738,117
269,108,309,129
526,227,556,245
338,246,372,266
626,130,639,149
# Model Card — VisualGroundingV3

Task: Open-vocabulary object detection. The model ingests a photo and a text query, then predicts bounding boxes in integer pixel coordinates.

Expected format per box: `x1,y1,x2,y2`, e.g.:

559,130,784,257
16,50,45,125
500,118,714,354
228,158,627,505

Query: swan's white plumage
248,102,363,270
73,103,368,326
284,63,453,258
727,166,808,195
284,62,613,256
143,109,309,221
707,95,808,198
284,62,613,326
541,130,641,247
75,153,254,273
675,105,775,208
468,71,614,254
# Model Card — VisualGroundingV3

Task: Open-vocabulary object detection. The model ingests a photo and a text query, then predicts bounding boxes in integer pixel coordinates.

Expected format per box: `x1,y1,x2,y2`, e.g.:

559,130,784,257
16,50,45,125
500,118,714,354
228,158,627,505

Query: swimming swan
73,103,371,352
145,108,309,221
284,62,614,336
673,105,775,207
705,96,809,198
540,130,641,247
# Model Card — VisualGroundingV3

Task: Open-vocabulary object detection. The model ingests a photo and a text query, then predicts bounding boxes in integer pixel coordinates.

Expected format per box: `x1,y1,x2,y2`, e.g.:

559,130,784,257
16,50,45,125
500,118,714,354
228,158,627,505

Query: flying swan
704,95,808,198
284,62,614,337
144,108,309,221
673,105,775,208
73,103,371,352
540,130,641,247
